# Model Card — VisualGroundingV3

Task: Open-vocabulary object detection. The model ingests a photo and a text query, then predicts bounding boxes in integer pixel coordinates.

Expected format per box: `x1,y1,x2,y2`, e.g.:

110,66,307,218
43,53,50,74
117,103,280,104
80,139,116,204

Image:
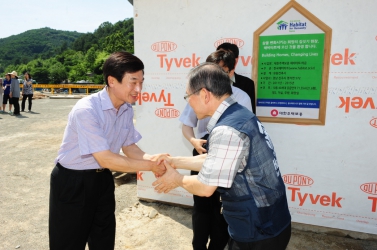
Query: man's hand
149,153,171,176
151,161,166,177
152,160,182,193
190,138,207,154
155,154,172,167
149,153,170,162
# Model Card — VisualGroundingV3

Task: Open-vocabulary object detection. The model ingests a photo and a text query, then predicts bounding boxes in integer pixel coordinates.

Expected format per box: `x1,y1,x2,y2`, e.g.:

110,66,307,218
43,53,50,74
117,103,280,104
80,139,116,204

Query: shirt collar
207,96,236,133
230,75,235,85
99,86,131,112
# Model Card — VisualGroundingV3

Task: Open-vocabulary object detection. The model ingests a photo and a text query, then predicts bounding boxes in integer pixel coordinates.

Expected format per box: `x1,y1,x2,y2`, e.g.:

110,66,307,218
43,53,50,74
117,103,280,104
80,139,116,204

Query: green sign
258,34,324,102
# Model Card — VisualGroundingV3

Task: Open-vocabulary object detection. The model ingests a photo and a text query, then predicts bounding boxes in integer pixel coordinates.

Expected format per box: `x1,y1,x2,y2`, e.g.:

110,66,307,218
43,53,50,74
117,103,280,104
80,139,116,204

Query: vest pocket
222,199,255,241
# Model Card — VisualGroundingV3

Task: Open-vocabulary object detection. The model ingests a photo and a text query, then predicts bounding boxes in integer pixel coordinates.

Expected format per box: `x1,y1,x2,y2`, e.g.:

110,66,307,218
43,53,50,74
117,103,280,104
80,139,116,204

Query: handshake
150,154,182,194
151,154,213,197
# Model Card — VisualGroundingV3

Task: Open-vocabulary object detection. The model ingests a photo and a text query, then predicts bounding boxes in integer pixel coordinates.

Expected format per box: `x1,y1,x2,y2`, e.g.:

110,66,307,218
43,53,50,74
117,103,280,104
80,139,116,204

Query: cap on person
8,71,18,77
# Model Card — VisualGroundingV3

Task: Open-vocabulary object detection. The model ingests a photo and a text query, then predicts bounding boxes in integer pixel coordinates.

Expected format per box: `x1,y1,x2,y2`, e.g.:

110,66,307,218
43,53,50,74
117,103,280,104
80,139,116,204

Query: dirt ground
0,95,376,250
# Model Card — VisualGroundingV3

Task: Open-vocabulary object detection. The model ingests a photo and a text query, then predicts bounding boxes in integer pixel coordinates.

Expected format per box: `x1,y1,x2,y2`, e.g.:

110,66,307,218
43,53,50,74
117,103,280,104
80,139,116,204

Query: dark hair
216,42,239,58
24,72,31,80
187,62,232,98
206,50,235,71
103,51,144,86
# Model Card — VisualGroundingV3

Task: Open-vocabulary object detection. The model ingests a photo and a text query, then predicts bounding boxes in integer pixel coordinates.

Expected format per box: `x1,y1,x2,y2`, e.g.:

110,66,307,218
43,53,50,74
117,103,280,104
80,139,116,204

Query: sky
0,0,134,39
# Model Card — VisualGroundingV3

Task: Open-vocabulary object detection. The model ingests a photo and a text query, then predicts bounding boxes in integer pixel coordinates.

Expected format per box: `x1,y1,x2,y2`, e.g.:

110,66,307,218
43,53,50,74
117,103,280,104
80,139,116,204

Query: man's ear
235,57,239,68
203,88,211,104
229,69,235,78
107,76,115,87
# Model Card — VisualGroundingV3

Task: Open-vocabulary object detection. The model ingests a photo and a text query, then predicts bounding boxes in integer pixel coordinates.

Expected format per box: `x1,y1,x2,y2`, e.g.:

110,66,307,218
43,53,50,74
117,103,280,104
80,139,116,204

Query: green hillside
0,27,83,69
1,18,134,84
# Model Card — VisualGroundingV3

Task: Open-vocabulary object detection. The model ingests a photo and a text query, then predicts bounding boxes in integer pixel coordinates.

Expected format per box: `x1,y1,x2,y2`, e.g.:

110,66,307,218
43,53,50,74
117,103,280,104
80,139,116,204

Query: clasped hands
150,154,181,194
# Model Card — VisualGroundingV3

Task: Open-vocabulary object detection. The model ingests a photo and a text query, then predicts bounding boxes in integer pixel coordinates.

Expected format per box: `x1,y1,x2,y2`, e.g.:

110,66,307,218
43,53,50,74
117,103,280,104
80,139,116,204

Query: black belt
56,162,107,173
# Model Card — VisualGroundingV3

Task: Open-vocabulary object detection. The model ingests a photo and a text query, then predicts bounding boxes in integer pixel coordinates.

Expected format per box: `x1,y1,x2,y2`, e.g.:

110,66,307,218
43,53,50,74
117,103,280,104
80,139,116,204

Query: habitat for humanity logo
276,20,288,30
289,20,307,31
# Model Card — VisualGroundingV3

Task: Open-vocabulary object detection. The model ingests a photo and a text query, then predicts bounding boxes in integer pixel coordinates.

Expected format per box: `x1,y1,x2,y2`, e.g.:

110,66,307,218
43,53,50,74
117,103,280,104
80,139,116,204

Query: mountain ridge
0,27,84,68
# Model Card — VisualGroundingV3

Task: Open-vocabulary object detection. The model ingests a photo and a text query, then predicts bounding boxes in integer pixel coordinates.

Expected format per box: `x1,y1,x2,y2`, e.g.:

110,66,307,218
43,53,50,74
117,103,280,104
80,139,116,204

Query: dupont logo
283,174,314,186
155,108,180,119
370,118,377,128
151,41,177,52
360,183,377,195
214,38,244,48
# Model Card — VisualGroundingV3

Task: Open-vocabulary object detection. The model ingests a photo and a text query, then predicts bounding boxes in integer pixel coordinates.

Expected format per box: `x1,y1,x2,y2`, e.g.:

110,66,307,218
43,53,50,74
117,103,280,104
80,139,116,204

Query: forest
0,18,134,84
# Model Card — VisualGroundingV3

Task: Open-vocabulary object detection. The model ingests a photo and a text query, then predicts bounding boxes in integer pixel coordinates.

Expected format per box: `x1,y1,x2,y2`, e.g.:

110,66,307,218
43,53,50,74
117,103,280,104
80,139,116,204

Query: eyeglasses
183,88,203,101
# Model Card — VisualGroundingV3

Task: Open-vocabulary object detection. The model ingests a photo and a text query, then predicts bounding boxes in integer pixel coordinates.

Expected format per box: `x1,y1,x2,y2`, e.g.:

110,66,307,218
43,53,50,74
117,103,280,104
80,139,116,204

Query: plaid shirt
198,96,250,188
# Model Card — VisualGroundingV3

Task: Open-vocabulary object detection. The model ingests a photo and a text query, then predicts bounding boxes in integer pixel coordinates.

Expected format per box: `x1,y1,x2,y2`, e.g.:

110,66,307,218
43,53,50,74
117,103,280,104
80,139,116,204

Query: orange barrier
20,84,105,95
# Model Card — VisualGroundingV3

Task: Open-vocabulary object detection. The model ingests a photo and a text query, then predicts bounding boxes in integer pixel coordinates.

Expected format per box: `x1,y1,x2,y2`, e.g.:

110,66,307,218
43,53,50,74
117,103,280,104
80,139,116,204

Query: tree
103,31,133,54
92,74,104,84
59,41,68,53
0,27,83,67
49,62,67,83
32,67,50,83
68,62,86,83
1,19,134,83
85,47,97,71
124,39,134,54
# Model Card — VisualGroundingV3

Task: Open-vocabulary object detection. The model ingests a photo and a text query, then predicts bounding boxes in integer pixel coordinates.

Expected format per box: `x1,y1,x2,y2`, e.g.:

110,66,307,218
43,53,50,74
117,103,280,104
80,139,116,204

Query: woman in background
21,72,34,112
9,71,20,116
0,77,3,112
2,73,13,114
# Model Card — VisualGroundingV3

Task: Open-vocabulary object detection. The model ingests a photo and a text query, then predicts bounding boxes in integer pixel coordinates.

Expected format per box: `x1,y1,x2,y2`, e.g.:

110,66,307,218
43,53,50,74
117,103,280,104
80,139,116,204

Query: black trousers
21,94,33,111
49,163,116,250
227,223,291,250
191,134,229,250
11,97,20,114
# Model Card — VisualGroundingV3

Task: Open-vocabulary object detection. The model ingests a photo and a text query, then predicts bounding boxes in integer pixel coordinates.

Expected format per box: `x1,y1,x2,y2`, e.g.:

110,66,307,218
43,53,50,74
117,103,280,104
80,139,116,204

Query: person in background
179,50,252,250
21,72,34,112
49,51,167,250
217,42,256,114
9,71,20,116
154,62,291,250
2,73,13,114
0,77,3,112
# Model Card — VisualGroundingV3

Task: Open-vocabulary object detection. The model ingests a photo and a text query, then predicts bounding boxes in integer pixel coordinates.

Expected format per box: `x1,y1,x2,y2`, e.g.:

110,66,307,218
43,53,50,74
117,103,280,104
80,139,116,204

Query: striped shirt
198,96,250,188
55,87,141,170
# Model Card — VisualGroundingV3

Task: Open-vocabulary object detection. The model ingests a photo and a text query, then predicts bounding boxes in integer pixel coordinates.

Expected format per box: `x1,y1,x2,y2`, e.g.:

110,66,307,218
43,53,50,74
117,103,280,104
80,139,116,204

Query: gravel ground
0,96,376,250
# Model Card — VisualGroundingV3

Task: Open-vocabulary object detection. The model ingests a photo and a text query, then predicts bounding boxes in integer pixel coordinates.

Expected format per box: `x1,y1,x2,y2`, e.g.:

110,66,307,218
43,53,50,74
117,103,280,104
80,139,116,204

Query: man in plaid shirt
154,62,291,250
